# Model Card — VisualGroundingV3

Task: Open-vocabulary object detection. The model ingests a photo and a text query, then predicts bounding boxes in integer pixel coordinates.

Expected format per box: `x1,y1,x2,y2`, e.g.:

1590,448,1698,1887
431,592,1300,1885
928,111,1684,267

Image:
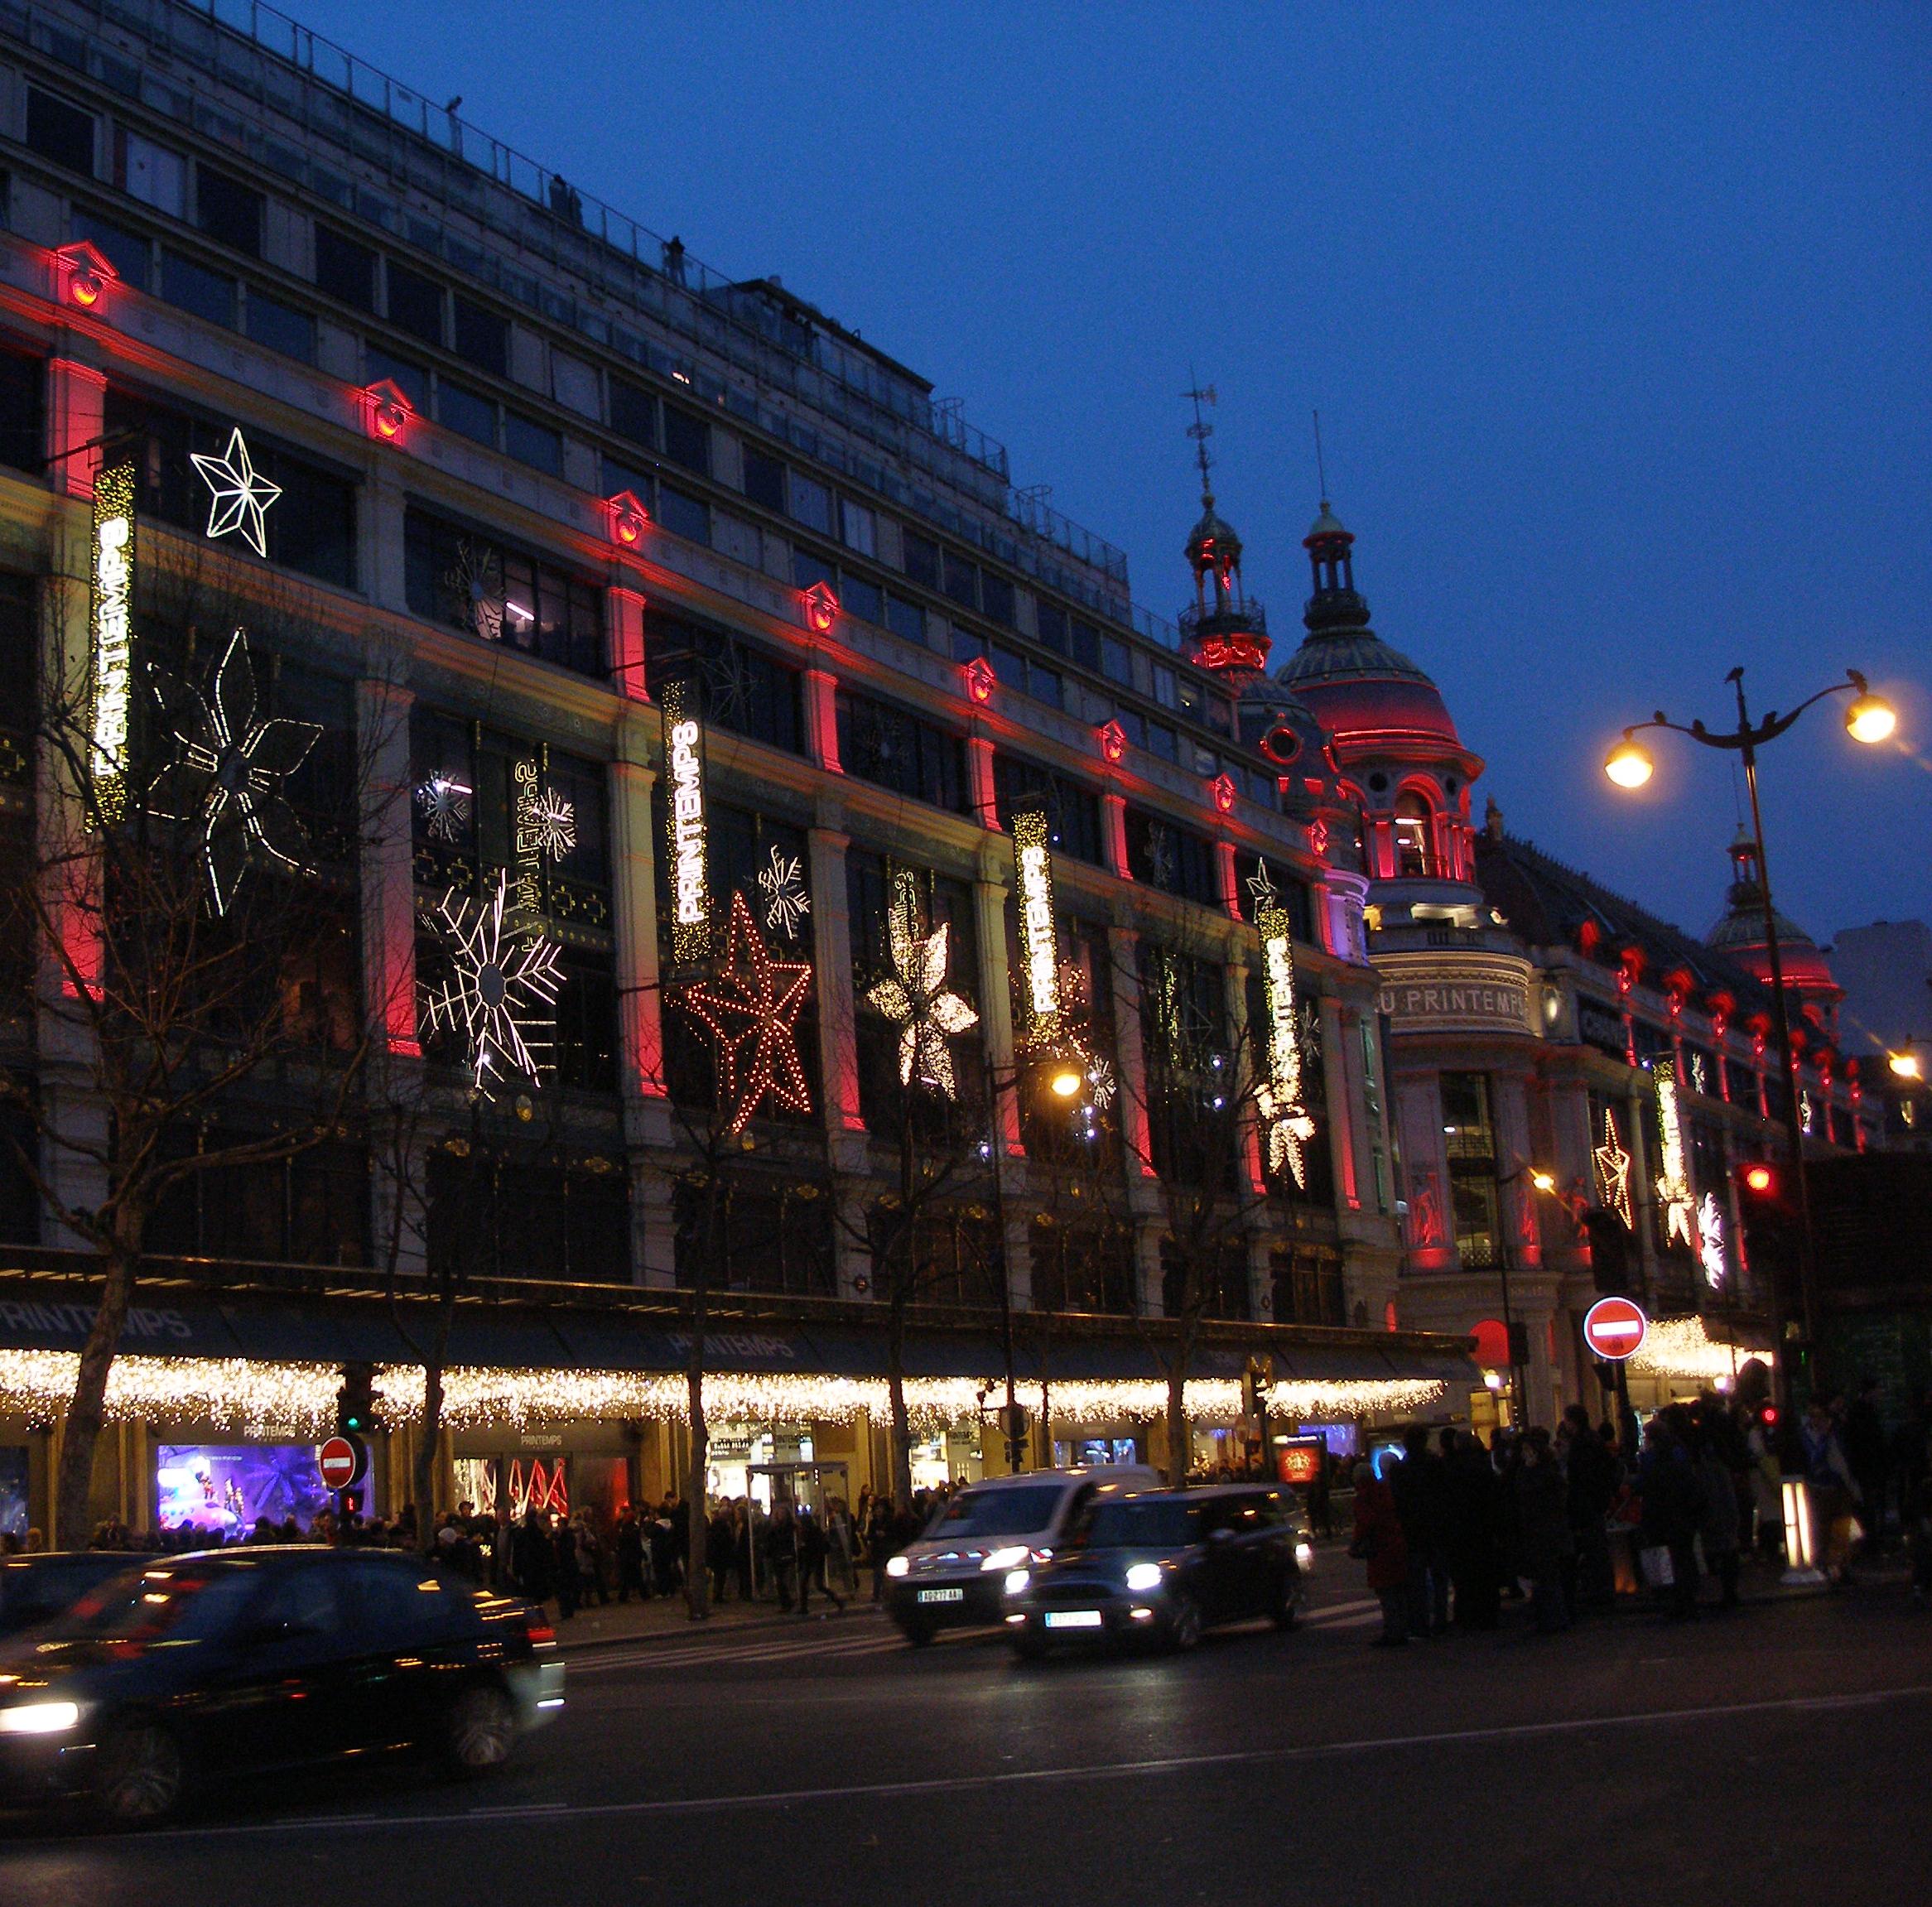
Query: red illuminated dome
1705,826,1842,1002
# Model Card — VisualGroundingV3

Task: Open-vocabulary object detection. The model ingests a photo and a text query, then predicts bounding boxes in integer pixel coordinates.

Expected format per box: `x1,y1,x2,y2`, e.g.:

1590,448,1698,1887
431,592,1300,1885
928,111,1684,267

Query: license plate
918,1587,965,1604
1044,1610,1105,1630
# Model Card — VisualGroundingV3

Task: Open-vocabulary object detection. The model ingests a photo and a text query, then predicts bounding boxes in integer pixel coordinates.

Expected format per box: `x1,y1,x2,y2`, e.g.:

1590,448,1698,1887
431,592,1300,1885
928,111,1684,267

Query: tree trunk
887,1282,913,1511
55,1243,139,1548
685,1359,710,1620
413,1361,444,1555
1164,1361,1190,1488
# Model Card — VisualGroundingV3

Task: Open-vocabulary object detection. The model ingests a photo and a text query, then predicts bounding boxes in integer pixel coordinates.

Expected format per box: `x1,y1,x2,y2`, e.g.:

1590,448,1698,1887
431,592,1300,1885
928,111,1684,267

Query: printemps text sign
1012,810,1060,1043
90,463,137,819
661,678,710,967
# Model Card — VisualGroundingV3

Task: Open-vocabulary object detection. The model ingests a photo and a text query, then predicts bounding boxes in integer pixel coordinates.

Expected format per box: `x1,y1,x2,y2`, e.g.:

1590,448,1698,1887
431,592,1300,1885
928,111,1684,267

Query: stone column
808,820,864,1138
966,734,998,831
971,840,1021,1156
46,352,105,499
1321,998,1364,1212
1101,791,1131,883
802,668,842,774
608,581,648,703
608,721,667,1109
1104,917,1155,1181
355,678,419,1059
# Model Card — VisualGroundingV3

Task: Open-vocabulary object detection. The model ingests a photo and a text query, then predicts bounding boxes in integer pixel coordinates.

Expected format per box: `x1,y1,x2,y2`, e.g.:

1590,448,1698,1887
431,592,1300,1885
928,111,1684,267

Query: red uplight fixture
1209,772,1236,815
606,489,648,549
55,239,117,311
962,655,995,705
1096,719,1127,766
360,378,414,445
802,580,839,634
1308,817,1330,859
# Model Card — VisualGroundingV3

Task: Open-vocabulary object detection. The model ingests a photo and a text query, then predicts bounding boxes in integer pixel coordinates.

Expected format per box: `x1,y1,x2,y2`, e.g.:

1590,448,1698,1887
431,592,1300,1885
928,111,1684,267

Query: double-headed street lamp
1602,667,1896,1396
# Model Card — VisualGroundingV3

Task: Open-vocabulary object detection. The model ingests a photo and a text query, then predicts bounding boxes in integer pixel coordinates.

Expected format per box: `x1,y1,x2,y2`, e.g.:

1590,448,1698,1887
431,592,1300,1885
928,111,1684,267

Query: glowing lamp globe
1743,1163,1775,1195
1048,1067,1082,1099
1890,1051,1923,1081
1604,738,1654,789
1845,692,1896,745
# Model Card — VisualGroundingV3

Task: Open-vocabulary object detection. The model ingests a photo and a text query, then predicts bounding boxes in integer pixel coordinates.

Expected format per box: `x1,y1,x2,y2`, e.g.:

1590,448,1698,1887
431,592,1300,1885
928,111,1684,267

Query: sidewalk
549,1587,883,1654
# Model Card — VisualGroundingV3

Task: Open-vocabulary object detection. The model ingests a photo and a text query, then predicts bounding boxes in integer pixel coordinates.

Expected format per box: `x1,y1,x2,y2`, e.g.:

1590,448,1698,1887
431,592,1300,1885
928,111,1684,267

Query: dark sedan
0,1552,149,1640
0,1546,563,1827
1003,1486,1311,1656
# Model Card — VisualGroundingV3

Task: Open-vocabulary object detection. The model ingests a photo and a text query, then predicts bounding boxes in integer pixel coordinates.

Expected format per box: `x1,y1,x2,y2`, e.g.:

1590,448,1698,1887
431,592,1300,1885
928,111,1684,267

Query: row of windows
404,508,605,677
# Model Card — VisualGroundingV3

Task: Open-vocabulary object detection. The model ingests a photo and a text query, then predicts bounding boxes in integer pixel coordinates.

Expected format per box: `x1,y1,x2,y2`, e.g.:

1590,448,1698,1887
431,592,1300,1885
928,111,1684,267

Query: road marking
571,1630,908,1673
131,1682,1932,1842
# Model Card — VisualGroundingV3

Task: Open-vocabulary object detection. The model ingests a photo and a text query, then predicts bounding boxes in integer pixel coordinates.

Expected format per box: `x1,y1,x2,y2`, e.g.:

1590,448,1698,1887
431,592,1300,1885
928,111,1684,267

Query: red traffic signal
1760,1404,1780,1428
1739,1162,1777,1197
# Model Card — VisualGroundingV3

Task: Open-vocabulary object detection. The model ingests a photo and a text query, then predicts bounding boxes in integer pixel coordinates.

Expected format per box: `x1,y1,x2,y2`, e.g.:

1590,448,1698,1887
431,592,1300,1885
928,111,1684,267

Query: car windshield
44,1563,262,1643
929,1485,1067,1539
1077,1501,1202,1549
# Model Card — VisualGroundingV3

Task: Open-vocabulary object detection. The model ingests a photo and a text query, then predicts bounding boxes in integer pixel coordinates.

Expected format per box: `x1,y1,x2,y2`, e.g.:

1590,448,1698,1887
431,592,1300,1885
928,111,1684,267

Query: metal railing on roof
23,0,1136,594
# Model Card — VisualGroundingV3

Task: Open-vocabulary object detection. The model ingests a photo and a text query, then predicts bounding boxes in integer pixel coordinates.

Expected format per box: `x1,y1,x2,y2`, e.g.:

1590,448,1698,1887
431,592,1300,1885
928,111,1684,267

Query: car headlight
1295,1543,1313,1570
0,1702,80,1735
980,1546,1030,1572
885,1555,910,1578
1124,1562,1164,1593
1003,1570,1030,1598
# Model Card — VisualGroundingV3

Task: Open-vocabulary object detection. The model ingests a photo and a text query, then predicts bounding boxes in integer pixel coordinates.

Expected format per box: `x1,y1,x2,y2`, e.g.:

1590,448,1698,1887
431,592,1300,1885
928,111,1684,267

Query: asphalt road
5,1566,1930,1907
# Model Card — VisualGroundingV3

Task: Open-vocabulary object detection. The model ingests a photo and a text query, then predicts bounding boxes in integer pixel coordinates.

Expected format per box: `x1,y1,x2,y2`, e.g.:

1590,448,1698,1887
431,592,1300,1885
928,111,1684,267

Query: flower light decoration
757,842,811,940
190,426,282,558
418,869,565,1097
1697,1191,1727,1289
675,889,815,1136
1593,1110,1633,1228
1654,1064,1698,1250
146,628,320,916
415,772,472,842
865,871,980,1098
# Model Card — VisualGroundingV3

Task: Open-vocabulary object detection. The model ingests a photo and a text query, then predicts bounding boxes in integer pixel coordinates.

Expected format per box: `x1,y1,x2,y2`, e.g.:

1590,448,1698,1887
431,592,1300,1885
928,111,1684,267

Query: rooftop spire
1178,381,1268,680
1184,377,1217,510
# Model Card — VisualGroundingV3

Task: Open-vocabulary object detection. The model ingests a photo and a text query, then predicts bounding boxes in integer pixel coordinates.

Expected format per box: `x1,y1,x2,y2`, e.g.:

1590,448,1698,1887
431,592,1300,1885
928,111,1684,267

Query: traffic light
1734,1159,1795,1288
1242,1356,1272,1424
1740,1162,1777,1197
336,1362,375,1436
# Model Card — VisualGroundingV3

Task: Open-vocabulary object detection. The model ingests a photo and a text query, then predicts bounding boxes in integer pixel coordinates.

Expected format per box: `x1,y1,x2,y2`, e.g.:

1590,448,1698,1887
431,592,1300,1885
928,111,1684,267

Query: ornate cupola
1177,386,1270,681
1303,500,1373,638
1705,825,1842,1010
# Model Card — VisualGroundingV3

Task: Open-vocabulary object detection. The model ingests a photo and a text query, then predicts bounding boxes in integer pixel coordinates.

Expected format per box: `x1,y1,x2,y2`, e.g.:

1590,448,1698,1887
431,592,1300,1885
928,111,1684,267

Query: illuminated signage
512,757,544,928
1376,952,1535,1036
1256,904,1315,1187
662,678,710,966
1655,1064,1696,1249
89,463,136,821
1012,810,1060,1043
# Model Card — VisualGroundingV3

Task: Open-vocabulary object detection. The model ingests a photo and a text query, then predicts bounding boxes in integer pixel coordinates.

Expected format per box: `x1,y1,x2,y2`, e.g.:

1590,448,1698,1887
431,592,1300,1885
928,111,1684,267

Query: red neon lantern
55,240,116,311
962,655,995,705
607,489,648,549
1096,719,1127,765
360,378,414,445
1209,772,1236,815
802,580,839,634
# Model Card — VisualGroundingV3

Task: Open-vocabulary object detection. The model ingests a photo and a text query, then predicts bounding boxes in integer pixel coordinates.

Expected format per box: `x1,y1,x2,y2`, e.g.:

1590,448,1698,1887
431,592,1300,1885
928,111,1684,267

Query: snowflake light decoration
1593,1110,1633,1229
190,426,282,558
418,870,565,1097
757,842,811,940
415,772,472,842
146,627,319,916
446,539,503,642
675,890,814,1137
1697,1192,1727,1289
1082,1052,1116,1111
865,872,980,1098
528,787,576,862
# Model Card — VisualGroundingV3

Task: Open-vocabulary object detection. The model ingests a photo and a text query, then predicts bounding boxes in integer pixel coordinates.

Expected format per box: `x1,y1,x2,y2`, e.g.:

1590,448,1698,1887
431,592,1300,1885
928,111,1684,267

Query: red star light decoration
676,890,814,1136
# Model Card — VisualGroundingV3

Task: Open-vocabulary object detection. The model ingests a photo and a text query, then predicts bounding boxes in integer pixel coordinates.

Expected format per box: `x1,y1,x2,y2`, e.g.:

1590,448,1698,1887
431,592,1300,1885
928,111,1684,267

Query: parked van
883,1466,1161,1643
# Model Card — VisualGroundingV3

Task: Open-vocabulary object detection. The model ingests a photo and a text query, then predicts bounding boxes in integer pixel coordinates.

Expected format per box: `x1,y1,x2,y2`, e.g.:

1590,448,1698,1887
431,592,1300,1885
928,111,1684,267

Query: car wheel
1168,1596,1203,1653
1271,1573,1301,1630
94,1719,188,1828
445,1683,518,1777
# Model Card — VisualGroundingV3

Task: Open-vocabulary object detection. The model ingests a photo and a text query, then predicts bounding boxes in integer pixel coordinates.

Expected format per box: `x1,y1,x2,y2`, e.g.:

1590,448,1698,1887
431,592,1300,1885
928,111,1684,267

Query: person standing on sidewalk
615,1506,648,1602
706,1504,735,1604
1350,1460,1409,1647
865,1495,894,1602
1690,1407,1742,1610
1513,1428,1573,1635
796,1505,845,1616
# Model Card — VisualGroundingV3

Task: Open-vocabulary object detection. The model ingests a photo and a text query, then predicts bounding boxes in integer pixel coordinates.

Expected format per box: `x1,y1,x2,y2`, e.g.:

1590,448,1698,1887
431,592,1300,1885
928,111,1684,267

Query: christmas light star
419,869,565,1096
1245,856,1279,917
676,889,814,1135
1593,1109,1633,1229
190,426,282,558
865,873,979,1097
145,627,319,916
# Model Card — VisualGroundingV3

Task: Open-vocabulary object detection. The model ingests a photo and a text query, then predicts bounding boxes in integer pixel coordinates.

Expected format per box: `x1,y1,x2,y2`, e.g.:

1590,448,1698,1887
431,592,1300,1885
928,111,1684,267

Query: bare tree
0,544,377,1543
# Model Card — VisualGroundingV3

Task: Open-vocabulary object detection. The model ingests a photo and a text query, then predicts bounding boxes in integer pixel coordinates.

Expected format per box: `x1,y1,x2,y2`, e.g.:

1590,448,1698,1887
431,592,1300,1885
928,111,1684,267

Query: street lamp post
1604,667,1896,1403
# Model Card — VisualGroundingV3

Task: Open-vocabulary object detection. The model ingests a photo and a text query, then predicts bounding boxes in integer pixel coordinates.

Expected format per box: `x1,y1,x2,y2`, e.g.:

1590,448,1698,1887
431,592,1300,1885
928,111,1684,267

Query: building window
674,1175,832,1298
841,573,884,625
0,348,44,477
245,287,316,363
836,689,969,814
1036,601,1069,654
646,617,802,754
1395,794,1434,878
364,344,429,412
609,377,658,450
71,206,148,287
942,550,979,611
26,89,94,175
196,167,262,255
428,1154,631,1283
450,296,508,377
662,403,710,476
1441,1071,1500,1268
788,471,833,536
504,412,562,477
841,498,876,556
1125,809,1219,907
405,509,604,676
742,445,785,513
901,530,940,590
885,594,925,645
121,132,185,215
1100,633,1133,686
993,756,1102,866
385,260,445,347
159,249,235,328
1032,1220,1136,1316
656,483,710,547
314,225,377,312
438,379,497,448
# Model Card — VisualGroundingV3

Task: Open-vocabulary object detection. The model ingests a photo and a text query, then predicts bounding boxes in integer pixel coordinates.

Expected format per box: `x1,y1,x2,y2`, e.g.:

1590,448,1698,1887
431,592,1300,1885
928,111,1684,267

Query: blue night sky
309,2,1930,951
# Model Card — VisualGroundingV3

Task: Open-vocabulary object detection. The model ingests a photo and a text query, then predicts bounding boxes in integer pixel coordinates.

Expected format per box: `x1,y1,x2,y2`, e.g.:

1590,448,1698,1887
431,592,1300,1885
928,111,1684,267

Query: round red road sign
316,1434,367,1491
1583,1295,1648,1361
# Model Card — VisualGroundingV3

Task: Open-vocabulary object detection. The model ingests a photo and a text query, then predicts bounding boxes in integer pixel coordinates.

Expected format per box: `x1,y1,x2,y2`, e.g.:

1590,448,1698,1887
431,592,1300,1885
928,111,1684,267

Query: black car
1004,1486,1311,1656
0,1546,564,1827
0,1552,150,1640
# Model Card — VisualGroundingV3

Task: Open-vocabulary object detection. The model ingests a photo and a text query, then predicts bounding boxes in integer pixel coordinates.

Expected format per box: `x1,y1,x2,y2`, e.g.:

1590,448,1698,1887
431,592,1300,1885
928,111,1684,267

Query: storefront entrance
747,1460,855,1596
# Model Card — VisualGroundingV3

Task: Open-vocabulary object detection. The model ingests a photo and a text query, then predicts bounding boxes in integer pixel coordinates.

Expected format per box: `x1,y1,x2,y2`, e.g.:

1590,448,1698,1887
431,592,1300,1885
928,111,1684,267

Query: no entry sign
1583,1296,1648,1361
316,1433,368,1491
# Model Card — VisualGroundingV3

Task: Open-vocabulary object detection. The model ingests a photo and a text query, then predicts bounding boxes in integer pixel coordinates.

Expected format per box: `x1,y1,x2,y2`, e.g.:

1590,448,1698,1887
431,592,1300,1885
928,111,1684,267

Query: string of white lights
1627,1317,1771,1382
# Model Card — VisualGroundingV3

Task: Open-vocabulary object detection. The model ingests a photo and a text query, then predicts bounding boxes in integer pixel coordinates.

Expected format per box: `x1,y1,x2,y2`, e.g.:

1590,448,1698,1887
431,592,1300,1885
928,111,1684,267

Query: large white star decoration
419,869,565,1097
146,627,319,916
865,873,980,1098
675,890,815,1137
415,772,472,842
1592,1110,1633,1229
1245,856,1279,918
190,427,282,559
528,788,576,862
757,842,811,940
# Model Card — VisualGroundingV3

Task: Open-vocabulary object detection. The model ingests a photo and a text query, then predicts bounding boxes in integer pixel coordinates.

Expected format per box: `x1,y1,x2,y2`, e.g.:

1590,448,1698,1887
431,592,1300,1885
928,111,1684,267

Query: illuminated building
0,0,1453,1534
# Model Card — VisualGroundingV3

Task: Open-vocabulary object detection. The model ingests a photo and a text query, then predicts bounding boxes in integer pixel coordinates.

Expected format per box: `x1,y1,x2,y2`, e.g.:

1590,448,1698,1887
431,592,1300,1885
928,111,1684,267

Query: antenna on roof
1184,373,1217,507
1312,408,1330,508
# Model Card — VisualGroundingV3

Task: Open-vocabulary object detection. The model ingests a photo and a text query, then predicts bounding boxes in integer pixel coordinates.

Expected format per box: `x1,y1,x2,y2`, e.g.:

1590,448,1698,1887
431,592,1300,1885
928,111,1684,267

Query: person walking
1559,1404,1618,1607
1390,1427,1451,1638
1442,1430,1503,1631
706,1504,735,1605
552,1515,581,1621
1513,1428,1573,1635
1351,1461,1409,1647
1690,1409,1742,1610
767,1499,798,1612
1637,1412,1703,1620
1802,1397,1862,1585
865,1495,894,1602
614,1506,648,1602
796,1505,845,1616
